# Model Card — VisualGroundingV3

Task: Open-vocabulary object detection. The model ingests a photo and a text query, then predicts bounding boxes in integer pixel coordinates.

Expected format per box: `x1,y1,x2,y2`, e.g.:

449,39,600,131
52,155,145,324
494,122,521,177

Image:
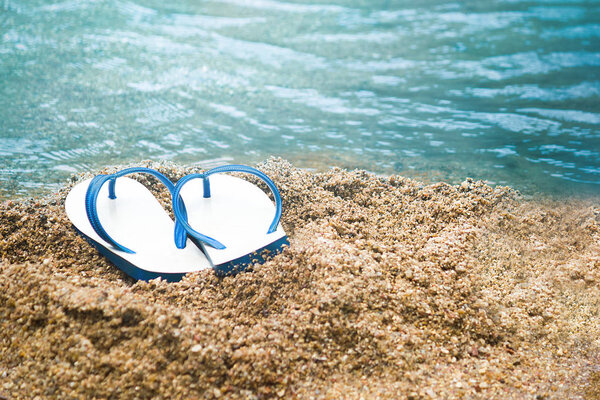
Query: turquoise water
1,0,599,198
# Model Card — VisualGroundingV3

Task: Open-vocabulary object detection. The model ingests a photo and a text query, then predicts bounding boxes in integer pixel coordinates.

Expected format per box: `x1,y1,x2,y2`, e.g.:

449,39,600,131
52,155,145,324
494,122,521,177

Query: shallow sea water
1,0,599,198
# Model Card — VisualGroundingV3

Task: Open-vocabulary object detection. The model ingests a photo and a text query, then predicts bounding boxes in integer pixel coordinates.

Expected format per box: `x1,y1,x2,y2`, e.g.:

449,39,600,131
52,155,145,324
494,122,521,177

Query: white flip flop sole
179,174,287,274
65,177,212,281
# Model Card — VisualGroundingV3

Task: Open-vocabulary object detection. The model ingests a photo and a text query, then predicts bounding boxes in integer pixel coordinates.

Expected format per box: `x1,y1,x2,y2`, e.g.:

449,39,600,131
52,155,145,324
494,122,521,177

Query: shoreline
1,159,599,399
3,156,600,202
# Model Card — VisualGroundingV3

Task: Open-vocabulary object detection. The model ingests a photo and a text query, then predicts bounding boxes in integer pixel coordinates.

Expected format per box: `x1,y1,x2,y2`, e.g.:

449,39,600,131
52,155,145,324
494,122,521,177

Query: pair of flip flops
65,165,288,282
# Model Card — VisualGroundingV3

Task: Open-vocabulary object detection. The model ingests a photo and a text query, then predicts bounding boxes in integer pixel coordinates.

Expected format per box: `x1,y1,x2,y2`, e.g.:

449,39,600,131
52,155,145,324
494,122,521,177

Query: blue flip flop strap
172,165,283,250
85,167,188,254
85,174,134,253
172,173,227,250
205,165,283,234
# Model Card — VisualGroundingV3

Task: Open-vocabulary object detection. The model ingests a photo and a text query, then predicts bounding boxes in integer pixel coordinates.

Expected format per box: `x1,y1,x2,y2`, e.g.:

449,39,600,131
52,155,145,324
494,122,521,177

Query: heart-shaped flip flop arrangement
65,165,288,282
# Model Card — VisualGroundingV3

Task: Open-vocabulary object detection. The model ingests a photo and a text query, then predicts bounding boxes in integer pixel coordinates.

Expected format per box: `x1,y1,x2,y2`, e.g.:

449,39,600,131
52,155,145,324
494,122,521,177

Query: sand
0,158,599,399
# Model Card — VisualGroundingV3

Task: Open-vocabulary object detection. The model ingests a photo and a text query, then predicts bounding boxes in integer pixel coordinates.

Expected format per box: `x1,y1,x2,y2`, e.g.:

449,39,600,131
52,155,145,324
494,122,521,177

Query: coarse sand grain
0,158,599,399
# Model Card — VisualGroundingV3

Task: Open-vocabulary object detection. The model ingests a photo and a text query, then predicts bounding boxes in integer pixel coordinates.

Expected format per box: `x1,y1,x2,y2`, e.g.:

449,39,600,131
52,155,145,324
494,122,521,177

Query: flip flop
65,167,211,282
172,164,288,276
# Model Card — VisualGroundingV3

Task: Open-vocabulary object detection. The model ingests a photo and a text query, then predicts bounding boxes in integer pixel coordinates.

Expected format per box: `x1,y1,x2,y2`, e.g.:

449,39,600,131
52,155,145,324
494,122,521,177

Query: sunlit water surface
1,0,600,198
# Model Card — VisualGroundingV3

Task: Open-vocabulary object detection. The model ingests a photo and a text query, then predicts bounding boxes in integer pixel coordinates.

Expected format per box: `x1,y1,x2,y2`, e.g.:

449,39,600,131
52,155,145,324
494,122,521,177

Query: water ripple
211,0,348,13
457,81,600,101
266,86,381,116
519,108,600,125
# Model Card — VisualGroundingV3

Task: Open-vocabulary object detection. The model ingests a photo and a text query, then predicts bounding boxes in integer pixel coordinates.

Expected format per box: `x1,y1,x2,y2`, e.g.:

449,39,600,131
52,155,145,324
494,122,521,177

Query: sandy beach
1,159,599,399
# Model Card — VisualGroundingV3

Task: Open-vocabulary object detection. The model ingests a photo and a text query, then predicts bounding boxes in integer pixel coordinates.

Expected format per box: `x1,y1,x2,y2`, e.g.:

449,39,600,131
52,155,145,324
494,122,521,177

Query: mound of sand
1,159,599,399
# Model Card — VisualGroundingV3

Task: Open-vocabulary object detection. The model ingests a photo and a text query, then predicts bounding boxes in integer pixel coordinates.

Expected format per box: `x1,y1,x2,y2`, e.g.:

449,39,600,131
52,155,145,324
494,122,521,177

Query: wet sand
1,159,599,399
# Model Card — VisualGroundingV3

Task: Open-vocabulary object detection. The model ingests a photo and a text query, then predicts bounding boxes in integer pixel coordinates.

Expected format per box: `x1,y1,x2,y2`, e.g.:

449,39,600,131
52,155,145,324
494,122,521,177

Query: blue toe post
85,167,188,253
172,165,284,250
203,177,211,198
